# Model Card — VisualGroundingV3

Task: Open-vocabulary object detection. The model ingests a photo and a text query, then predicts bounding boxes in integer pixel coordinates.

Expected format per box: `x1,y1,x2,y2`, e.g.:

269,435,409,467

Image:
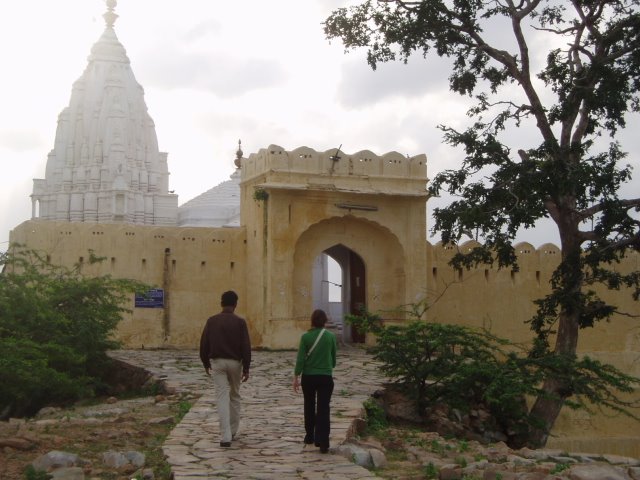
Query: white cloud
337,55,452,108
1,0,638,252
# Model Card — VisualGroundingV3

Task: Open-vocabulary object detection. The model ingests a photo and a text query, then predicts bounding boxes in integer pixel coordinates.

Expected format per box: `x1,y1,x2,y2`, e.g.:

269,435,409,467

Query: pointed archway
312,245,367,343
293,215,406,345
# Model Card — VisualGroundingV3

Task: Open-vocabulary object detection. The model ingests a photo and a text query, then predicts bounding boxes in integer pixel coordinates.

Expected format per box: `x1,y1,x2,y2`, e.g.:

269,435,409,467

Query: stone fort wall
427,240,640,457
8,219,640,457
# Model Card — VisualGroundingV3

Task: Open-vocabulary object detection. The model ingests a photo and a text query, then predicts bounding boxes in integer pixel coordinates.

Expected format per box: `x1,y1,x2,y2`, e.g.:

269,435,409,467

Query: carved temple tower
30,0,178,226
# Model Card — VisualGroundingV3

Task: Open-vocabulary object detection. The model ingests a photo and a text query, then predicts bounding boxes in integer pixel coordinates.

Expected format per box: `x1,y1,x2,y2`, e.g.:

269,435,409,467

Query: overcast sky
1,0,638,250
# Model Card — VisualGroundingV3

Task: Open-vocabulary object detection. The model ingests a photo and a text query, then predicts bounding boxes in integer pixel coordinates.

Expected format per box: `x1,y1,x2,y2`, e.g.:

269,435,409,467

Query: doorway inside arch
312,244,366,343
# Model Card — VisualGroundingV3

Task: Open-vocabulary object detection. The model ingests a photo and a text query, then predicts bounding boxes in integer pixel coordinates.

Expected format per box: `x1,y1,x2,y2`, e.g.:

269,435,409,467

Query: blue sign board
135,289,164,308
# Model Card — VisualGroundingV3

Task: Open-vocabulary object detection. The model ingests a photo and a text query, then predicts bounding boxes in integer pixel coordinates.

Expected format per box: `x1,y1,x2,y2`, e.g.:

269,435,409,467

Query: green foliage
175,400,193,423
454,456,468,468
0,247,149,417
363,397,388,435
326,0,640,447
550,463,570,474
347,309,534,432
423,462,438,479
23,465,51,480
347,307,640,447
252,188,269,201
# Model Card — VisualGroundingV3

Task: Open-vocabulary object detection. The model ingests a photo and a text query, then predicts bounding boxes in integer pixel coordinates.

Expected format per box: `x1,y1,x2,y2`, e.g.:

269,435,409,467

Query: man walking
199,290,251,447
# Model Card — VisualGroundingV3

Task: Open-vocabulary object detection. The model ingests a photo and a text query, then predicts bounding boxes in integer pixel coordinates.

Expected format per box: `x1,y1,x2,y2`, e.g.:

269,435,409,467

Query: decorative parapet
428,240,561,256
241,145,428,197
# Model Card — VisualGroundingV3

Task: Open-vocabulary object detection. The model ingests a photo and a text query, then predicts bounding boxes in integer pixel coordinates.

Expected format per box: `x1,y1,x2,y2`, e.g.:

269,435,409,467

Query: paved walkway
110,347,387,480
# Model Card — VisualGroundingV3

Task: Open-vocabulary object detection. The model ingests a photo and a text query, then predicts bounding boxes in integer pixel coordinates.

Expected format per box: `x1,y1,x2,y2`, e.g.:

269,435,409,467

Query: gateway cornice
242,145,427,183
246,181,429,198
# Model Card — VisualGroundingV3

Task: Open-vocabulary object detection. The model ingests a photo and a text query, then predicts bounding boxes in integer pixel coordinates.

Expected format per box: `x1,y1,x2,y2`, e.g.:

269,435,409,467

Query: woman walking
293,309,337,453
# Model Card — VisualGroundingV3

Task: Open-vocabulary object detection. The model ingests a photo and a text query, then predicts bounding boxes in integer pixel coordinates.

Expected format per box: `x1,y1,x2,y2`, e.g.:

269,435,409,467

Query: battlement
429,240,562,258
241,145,428,196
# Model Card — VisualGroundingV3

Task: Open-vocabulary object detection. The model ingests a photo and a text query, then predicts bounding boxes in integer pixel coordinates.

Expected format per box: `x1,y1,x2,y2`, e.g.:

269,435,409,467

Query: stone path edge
110,347,386,480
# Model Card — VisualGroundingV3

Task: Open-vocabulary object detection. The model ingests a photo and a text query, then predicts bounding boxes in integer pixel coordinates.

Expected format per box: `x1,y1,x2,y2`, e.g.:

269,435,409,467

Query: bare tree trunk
527,223,582,448
527,311,580,447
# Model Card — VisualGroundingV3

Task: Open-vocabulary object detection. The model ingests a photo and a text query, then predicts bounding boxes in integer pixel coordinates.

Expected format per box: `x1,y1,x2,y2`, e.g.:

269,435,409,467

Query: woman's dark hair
311,309,328,328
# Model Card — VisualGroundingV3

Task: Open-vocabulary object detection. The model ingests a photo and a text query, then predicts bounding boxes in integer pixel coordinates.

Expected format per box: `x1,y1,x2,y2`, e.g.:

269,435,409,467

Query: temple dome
178,170,241,227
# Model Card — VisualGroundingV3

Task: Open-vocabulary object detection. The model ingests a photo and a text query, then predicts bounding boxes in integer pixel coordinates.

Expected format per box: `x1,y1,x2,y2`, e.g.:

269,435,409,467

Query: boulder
50,467,85,480
568,464,632,480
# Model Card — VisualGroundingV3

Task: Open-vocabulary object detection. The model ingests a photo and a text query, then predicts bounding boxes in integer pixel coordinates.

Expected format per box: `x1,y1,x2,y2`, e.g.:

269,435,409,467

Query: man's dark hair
221,290,238,307
311,309,328,328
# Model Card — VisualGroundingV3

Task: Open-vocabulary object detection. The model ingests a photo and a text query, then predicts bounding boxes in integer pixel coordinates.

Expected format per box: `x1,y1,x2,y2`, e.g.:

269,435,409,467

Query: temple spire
103,0,118,29
234,139,243,169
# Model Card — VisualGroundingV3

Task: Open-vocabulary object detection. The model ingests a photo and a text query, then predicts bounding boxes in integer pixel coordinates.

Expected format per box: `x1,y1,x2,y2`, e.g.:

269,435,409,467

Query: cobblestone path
111,347,386,479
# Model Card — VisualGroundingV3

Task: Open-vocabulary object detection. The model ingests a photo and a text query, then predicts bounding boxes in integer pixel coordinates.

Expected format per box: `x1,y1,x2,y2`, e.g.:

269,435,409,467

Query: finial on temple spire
234,140,243,169
104,0,118,29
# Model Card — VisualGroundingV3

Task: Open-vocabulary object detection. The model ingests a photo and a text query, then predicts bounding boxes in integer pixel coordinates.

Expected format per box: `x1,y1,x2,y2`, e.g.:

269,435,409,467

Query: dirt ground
0,393,192,480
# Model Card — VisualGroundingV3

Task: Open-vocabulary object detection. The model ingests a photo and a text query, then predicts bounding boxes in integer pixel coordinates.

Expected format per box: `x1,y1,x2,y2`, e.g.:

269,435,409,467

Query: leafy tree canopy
326,0,640,447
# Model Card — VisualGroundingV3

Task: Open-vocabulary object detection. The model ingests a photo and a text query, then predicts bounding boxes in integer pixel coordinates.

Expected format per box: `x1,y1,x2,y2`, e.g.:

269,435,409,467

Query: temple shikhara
8,0,639,458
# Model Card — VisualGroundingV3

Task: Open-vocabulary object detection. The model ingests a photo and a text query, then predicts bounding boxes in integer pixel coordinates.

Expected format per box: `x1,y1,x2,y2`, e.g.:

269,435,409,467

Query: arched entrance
293,215,406,344
312,245,367,343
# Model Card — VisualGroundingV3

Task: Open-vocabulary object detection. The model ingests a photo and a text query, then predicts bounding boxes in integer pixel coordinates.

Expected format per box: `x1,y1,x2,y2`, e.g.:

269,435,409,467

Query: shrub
346,304,640,447
0,247,148,417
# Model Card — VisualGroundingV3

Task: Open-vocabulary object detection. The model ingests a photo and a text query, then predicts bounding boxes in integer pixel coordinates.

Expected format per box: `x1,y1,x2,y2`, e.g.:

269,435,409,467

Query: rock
629,467,640,480
32,451,80,471
334,444,372,467
482,471,517,480
125,451,146,468
567,464,632,480
602,455,640,466
148,416,174,425
517,473,548,480
102,451,129,469
141,468,155,479
439,465,462,480
0,437,35,450
370,448,387,468
34,419,59,427
506,454,536,466
154,395,166,403
118,463,137,475
350,417,367,436
37,406,62,417
50,467,85,479
101,450,145,469
106,397,118,404
383,389,423,423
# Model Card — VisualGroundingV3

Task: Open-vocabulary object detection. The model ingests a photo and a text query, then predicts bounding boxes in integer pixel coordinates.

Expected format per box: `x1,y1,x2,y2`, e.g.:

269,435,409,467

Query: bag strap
306,328,326,358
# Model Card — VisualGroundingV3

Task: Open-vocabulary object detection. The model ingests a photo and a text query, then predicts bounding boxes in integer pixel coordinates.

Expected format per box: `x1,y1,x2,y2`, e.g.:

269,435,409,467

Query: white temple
31,0,178,226
176,143,242,228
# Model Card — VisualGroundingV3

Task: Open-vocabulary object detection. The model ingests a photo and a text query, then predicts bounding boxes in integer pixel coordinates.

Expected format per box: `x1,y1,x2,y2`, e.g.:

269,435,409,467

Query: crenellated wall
9,220,251,348
242,145,428,196
426,239,640,361
426,240,640,457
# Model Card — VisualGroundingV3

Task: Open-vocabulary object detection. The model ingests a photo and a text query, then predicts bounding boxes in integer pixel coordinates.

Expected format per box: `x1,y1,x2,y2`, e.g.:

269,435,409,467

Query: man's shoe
320,446,329,454
220,441,231,448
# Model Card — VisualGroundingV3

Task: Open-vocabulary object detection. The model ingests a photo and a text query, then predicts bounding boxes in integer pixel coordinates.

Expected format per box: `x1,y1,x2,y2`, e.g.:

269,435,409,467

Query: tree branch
578,198,640,220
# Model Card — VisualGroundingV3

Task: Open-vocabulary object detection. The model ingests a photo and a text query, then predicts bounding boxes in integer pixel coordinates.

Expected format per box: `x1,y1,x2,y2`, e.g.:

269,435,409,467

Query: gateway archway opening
312,244,366,343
